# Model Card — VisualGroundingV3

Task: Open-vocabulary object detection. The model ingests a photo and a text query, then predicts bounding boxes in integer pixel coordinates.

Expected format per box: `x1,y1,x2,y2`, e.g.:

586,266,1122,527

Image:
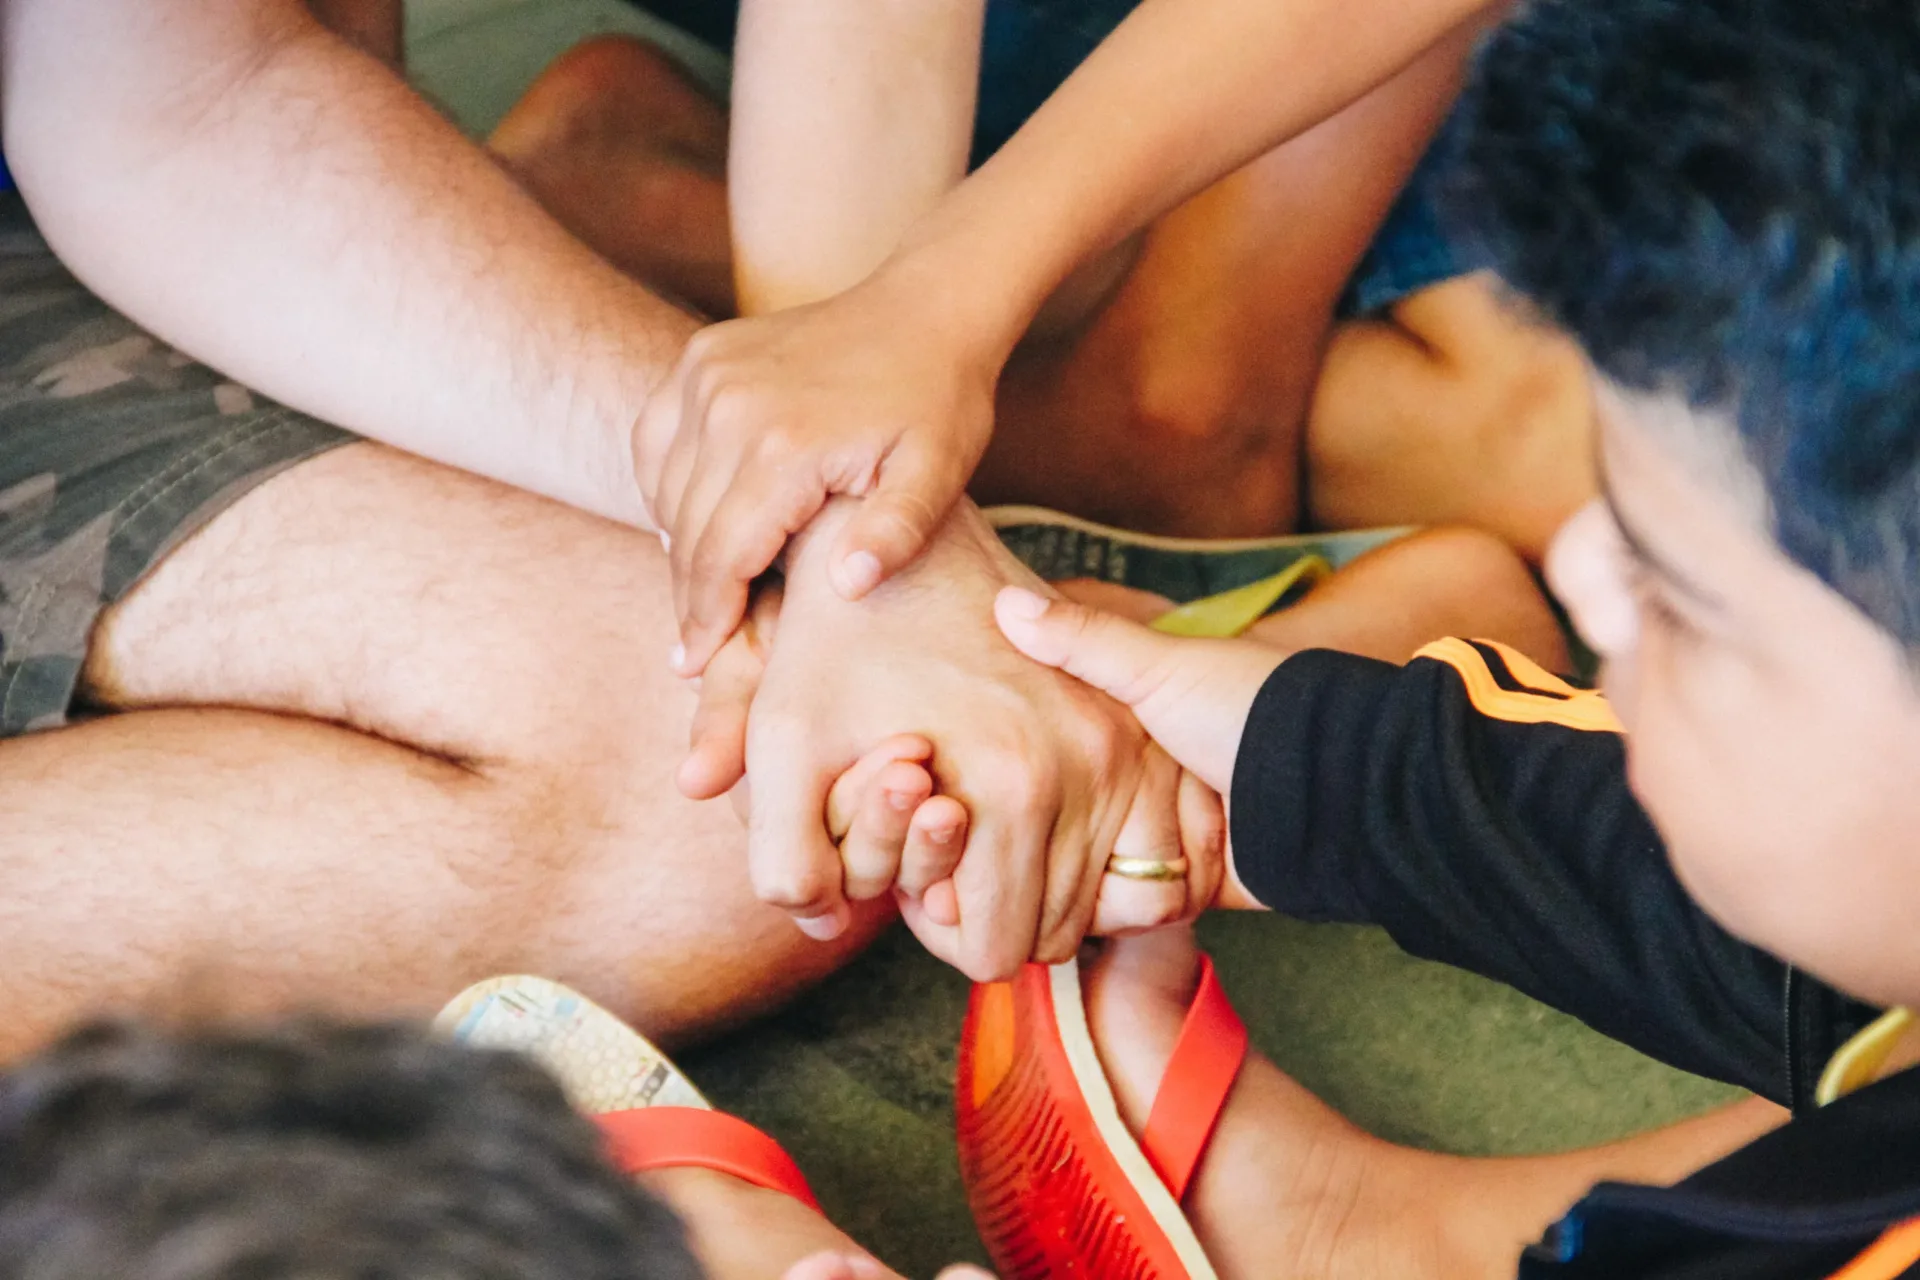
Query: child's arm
727,0,986,313
3,0,691,529
649,0,991,668
650,0,1500,674
995,588,1871,1109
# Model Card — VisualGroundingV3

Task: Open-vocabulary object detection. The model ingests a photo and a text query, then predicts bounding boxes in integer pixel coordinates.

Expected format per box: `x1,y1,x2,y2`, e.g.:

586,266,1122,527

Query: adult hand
638,270,1002,680
730,500,1176,979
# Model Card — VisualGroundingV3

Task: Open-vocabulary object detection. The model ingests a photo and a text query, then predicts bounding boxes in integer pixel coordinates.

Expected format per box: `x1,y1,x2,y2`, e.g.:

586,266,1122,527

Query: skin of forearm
729,0,985,314
2,0,695,529
875,0,1503,359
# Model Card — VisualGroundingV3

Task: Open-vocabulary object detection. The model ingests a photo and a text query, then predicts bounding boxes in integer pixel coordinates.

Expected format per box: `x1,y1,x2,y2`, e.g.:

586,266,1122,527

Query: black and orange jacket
1228,640,1919,1278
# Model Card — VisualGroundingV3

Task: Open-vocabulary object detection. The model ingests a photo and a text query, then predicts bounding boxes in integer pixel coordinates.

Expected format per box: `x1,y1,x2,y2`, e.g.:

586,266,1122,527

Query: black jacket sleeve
1228,640,1876,1110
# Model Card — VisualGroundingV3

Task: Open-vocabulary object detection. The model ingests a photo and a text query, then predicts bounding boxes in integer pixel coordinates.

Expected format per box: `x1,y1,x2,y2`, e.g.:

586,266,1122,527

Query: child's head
1451,0,1920,1005
0,1019,705,1280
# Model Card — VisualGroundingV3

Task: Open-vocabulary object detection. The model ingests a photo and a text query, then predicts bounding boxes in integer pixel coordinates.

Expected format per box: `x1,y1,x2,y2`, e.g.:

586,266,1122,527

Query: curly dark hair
0,1020,705,1280
1445,0,1920,644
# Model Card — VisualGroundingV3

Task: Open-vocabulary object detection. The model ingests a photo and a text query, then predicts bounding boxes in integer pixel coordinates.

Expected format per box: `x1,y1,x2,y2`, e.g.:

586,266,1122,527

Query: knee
1388,526,1570,669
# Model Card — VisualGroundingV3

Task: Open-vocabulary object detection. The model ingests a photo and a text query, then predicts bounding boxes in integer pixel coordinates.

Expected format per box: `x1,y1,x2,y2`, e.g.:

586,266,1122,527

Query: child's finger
679,466,830,676
840,759,934,901
993,587,1178,709
831,437,973,600
994,585,1282,795
896,795,969,899
823,735,935,838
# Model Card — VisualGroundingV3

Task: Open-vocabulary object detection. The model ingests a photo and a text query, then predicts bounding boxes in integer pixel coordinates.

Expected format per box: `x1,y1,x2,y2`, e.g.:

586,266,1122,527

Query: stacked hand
637,272,1004,679
674,498,1226,981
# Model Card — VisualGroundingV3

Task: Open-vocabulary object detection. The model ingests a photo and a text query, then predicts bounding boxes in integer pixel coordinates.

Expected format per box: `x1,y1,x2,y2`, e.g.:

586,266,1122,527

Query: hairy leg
1083,929,1786,1278
0,444,887,1061
1307,273,1599,563
1059,525,1571,672
306,0,402,67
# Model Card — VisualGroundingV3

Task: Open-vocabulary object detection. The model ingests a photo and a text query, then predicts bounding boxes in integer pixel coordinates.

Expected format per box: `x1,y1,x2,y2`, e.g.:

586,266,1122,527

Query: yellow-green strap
1148,555,1332,639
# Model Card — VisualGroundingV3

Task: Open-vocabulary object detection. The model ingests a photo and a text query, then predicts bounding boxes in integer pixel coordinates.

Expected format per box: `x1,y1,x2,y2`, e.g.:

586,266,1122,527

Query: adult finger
1089,748,1189,938
947,811,1046,982
829,438,972,600
745,718,850,942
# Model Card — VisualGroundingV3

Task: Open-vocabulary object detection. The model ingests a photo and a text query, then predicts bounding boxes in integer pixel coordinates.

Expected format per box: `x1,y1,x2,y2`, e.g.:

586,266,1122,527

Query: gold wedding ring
1104,855,1190,882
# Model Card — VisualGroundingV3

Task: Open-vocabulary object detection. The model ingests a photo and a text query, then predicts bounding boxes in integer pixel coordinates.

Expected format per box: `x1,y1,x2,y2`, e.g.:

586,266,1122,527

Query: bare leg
1059,526,1572,672
1308,274,1599,563
306,0,403,67
0,444,889,1061
1083,928,1787,1278
488,20,1555,548
973,16,1495,539
489,36,737,318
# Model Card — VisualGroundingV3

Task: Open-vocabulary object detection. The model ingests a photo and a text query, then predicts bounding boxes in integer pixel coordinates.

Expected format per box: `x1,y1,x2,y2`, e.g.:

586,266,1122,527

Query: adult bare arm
1,0,694,529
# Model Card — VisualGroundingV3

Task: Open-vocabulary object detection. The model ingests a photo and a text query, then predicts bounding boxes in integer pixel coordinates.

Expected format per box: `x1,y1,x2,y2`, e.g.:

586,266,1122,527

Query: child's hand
824,736,970,936
640,280,1001,678
823,735,1224,949
992,586,1288,795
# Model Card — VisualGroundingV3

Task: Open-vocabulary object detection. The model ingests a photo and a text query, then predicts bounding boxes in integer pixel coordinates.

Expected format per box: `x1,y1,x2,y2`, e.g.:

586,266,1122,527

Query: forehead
1591,379,1771,532
1589,376,1920,684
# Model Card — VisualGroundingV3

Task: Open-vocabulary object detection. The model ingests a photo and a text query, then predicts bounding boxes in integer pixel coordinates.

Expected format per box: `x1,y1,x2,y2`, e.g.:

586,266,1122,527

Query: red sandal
956,956,1247,1280
596,1105,820,1210
436,974,820,1211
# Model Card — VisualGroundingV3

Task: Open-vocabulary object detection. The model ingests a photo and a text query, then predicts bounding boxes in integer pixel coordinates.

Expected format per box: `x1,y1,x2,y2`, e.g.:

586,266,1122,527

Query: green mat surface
404,6,1744,1272
679,916,1741,1275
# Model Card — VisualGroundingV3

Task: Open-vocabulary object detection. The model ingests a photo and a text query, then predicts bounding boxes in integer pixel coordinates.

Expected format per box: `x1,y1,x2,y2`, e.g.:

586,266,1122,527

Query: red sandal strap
593,1107,821,1213
1140,955,1249,1202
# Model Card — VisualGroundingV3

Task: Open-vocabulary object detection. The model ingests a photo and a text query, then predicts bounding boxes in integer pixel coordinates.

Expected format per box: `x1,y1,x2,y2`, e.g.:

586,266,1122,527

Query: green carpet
404,6,1745,1272
679,917,1742,1275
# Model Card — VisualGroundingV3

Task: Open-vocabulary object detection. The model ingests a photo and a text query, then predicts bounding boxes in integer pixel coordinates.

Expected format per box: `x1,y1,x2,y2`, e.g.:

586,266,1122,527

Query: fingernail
668,642,687,673
926,822,958,844
795,909,847,941
837,551,882,598
887,788,916,812
999,587,1049,621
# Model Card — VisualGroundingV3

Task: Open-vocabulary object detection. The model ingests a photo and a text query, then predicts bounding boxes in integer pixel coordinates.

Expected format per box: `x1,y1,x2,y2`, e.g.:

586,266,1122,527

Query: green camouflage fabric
0,196,352,737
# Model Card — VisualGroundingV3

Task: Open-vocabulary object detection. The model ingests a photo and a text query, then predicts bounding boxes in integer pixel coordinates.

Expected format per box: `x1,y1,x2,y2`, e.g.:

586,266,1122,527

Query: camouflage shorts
0,195,354,737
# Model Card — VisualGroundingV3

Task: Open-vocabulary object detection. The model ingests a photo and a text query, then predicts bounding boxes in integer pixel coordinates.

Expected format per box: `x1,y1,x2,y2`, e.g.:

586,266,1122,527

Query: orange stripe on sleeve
1413,638,1625,734
1826,1217,1920,1280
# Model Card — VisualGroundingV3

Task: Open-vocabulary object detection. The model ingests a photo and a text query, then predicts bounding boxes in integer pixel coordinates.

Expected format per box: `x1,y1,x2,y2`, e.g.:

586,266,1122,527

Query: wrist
866,236,1037,373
